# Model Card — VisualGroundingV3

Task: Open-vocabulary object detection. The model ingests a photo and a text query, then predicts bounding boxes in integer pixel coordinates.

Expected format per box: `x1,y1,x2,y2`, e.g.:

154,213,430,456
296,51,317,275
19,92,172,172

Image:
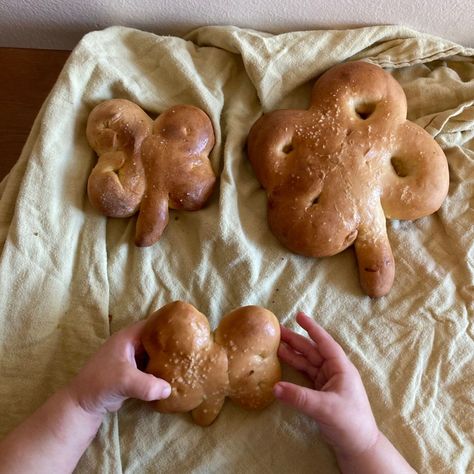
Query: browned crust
86,99,216,247
142,301,281,426
247,61,449,297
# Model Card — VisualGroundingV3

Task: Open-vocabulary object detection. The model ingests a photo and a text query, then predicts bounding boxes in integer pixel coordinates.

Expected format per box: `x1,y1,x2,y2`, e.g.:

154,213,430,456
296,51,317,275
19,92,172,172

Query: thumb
124,369,172,401
273,381,332,422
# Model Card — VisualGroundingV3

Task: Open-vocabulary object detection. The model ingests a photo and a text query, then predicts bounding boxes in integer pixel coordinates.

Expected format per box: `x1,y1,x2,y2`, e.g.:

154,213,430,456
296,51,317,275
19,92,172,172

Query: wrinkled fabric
0,25,473,473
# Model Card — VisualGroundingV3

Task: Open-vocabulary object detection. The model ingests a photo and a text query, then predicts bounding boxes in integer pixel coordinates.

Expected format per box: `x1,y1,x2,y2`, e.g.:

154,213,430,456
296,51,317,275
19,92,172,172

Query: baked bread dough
142,301,281,426
86,99,216,247
247,61,449,297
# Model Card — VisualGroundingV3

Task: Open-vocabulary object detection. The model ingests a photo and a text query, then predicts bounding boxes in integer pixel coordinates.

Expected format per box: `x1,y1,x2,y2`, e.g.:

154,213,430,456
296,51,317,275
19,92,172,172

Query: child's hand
274,312,379,458
0,320,172,474
67,320,171,417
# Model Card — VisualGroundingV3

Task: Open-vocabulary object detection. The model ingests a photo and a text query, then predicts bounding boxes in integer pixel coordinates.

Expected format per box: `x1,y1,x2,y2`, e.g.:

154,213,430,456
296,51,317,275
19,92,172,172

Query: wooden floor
0,48,70,181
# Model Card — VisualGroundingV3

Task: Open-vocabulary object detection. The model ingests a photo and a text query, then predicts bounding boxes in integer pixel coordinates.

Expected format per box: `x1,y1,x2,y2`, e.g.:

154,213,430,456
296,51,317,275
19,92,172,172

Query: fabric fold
0,24,472,473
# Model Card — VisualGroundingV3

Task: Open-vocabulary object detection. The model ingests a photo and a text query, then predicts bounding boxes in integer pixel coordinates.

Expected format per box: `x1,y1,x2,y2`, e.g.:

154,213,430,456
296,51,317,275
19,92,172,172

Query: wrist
334,429,417,474
334,427,381,462
62,384,105,427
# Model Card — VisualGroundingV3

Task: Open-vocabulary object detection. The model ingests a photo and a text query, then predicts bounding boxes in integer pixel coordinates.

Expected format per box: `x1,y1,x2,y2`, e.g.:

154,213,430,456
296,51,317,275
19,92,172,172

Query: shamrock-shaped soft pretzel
142,301,281,426
248,61,449,297
86,99,216,246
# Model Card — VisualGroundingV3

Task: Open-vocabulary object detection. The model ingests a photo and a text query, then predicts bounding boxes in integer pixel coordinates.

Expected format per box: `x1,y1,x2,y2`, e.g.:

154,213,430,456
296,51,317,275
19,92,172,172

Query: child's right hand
273,312,379,459
67,320,171,417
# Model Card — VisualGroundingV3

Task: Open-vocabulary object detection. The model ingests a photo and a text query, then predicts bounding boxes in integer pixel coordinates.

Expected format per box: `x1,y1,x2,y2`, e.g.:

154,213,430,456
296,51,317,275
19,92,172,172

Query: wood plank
0,48,70,181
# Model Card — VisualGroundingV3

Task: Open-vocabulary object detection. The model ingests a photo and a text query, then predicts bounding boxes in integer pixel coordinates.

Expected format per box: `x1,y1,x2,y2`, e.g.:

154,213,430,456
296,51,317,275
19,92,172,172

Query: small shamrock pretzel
142,301,281,426
247,61,449,297
86,99,216,247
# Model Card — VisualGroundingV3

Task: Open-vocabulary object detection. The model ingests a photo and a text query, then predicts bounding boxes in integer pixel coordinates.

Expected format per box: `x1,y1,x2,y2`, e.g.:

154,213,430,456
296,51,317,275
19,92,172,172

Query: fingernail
273,383,283,398
162,384,172,398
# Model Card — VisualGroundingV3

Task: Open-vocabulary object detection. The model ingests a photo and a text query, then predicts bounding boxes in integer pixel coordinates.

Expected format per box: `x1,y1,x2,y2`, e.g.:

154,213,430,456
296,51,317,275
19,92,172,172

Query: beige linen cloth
0,24,473,473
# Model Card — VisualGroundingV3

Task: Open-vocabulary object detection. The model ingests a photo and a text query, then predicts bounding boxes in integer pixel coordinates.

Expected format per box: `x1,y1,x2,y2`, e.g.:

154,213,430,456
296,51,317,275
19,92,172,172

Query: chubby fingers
278,341,319,380
273,381,333,424
296,312,348,362
114,322,171,401
122,368,172,401
280,325,323,367
115,320,147,346
108,320,149,363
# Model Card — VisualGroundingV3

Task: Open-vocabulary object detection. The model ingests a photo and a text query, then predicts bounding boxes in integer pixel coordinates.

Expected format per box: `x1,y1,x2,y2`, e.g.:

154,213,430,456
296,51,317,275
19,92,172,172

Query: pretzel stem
353,227,395,298
135,190,169,247
191,395,226,426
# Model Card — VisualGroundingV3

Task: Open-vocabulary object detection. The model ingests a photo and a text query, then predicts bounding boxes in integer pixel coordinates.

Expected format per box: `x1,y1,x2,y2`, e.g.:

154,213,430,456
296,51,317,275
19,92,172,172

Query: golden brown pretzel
247,61,449,297
142,301,281,426
86,99,216,247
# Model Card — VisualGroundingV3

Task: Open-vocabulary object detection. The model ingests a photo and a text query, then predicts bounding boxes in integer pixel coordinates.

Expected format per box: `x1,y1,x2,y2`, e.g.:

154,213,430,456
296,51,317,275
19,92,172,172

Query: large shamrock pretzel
247,61,449,297
86,99,216,247
142,301,281,426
